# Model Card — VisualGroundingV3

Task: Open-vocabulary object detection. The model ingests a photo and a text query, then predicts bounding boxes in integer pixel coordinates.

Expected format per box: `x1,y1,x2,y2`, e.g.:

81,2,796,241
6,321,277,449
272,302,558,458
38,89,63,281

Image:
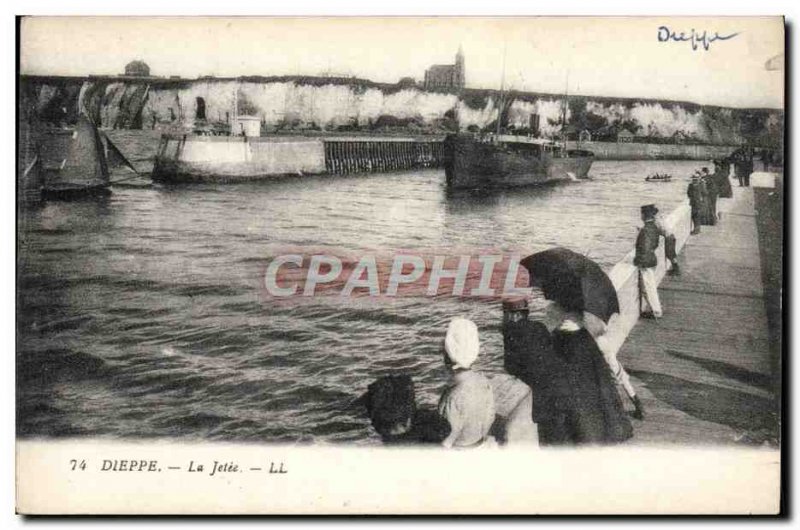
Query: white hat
444,317,480,370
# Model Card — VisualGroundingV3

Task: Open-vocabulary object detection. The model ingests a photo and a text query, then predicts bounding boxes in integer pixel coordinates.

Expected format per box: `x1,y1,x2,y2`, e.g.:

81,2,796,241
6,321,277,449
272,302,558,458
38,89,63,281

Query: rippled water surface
17,131,709,444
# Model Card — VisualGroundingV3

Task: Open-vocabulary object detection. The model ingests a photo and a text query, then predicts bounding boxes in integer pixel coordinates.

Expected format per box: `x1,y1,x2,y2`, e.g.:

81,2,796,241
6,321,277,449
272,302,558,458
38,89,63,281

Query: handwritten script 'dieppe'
657,26,739,51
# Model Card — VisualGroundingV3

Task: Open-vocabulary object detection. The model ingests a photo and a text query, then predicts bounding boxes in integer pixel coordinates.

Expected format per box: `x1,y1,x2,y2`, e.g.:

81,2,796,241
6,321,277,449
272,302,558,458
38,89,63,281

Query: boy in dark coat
502,297,570,444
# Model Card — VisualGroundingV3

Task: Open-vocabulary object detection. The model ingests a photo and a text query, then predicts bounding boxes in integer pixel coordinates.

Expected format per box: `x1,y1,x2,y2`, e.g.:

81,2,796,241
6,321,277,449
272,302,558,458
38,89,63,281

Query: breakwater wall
566,141,737,161
598,200,693,358
324,138,443,174
152,135,444,182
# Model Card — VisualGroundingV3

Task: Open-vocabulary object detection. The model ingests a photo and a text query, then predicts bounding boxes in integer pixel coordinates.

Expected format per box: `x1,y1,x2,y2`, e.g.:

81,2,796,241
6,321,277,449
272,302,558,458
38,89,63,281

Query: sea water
17,131,710,444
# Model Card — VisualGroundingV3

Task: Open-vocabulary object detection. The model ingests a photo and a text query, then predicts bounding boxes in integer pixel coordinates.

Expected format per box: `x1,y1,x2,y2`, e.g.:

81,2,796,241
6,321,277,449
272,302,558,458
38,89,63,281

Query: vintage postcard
15,16,784,514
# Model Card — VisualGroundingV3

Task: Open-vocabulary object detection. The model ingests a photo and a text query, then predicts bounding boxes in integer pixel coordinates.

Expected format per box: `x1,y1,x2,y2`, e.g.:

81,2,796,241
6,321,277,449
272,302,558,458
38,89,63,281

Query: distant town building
617,129,635,143
579,129,592,143
671,130,691,144
423,47,465,91
397,77,417,89
124,60,151,77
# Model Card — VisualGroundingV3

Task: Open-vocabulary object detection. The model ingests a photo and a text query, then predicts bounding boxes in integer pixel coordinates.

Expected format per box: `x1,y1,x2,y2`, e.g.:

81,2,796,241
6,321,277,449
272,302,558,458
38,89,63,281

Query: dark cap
502,296,529,312
641,204,658,217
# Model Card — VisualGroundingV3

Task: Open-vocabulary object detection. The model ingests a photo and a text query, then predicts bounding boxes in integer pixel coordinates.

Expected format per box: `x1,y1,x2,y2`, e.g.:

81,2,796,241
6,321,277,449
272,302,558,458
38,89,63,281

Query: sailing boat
19,111,44,205
41,114,112,200
444,57,594,190
38,114,139,200
102,129,142,185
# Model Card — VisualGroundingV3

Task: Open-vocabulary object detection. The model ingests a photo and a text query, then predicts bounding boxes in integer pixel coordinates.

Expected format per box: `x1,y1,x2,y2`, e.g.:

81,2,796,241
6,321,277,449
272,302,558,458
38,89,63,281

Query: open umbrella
520,247,619,323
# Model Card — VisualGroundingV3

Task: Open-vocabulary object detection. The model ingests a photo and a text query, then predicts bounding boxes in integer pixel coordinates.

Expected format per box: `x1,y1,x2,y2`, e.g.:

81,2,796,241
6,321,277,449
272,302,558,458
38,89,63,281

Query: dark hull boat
41,182,113,201
444,134,594,190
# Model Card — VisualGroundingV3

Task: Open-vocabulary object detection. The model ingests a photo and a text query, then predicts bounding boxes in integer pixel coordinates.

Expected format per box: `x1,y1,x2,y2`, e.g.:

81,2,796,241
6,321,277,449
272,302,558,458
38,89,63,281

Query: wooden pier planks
618,185,778,446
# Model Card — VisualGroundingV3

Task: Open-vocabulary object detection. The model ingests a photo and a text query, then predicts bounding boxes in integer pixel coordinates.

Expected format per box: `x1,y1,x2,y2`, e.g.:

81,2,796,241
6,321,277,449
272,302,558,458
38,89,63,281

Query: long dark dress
504,321,633,446
702,176,718,225
715,162,733,198
696,179,710,225
543,328,634,445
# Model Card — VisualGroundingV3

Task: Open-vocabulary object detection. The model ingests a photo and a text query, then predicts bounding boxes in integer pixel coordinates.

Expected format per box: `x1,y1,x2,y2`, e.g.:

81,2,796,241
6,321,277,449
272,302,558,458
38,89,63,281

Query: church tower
454,46,465,89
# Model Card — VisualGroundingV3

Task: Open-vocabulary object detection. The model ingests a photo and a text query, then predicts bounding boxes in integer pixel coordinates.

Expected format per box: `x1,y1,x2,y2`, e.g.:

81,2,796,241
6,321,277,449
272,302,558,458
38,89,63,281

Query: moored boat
444,133,594,190
41,182,112,200
444,51,593,190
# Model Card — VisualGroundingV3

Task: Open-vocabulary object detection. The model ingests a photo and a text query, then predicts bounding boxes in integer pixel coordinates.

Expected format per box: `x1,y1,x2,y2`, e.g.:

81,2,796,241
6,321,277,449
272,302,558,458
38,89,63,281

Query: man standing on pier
701,168,719,226
744,149,754,187
687,175,705,234
634,204,671,319
733,148,754,187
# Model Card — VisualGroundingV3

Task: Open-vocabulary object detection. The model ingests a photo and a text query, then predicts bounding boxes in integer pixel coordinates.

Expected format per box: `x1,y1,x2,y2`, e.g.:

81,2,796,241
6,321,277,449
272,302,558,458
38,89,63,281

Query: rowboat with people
645,173,672,182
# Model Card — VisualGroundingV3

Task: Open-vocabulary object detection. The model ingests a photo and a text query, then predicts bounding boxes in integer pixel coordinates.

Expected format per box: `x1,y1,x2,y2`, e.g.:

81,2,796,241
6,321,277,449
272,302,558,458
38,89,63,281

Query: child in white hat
437,317,496,448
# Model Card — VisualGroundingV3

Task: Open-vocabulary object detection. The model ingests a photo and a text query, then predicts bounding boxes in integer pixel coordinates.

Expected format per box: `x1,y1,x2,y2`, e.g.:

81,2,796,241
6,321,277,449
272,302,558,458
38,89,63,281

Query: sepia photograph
14,13,785,515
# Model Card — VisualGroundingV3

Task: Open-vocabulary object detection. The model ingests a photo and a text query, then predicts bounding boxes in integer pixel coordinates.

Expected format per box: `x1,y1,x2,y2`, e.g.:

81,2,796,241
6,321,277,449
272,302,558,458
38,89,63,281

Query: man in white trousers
634,204,671,319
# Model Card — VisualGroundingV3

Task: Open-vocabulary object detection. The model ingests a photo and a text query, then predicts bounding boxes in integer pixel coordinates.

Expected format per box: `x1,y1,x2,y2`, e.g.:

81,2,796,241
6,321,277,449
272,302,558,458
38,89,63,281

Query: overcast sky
20,16,784,109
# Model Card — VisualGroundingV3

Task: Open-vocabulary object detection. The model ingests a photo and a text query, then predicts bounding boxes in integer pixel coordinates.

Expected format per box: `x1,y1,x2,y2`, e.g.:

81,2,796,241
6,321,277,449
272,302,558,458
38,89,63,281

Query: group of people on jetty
363,151,754,449
687,157,735,234
686,148,773,236
364,288,648,448
364,304,635,448
363,227,681,449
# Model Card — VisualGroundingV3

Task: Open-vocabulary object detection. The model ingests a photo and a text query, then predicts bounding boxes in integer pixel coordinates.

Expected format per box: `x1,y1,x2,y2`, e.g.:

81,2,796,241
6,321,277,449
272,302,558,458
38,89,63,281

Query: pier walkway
618,185,779,446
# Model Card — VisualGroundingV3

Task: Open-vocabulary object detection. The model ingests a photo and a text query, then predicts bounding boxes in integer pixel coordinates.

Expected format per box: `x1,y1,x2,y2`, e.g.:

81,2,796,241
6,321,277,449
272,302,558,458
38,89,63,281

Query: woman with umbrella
520,248,636,445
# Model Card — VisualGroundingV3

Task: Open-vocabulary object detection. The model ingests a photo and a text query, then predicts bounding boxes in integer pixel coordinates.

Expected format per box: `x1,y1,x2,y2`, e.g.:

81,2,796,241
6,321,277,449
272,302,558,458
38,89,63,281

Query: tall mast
455,45,463,133
496,43,507,136
232,85,238,134
561,71,569,151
